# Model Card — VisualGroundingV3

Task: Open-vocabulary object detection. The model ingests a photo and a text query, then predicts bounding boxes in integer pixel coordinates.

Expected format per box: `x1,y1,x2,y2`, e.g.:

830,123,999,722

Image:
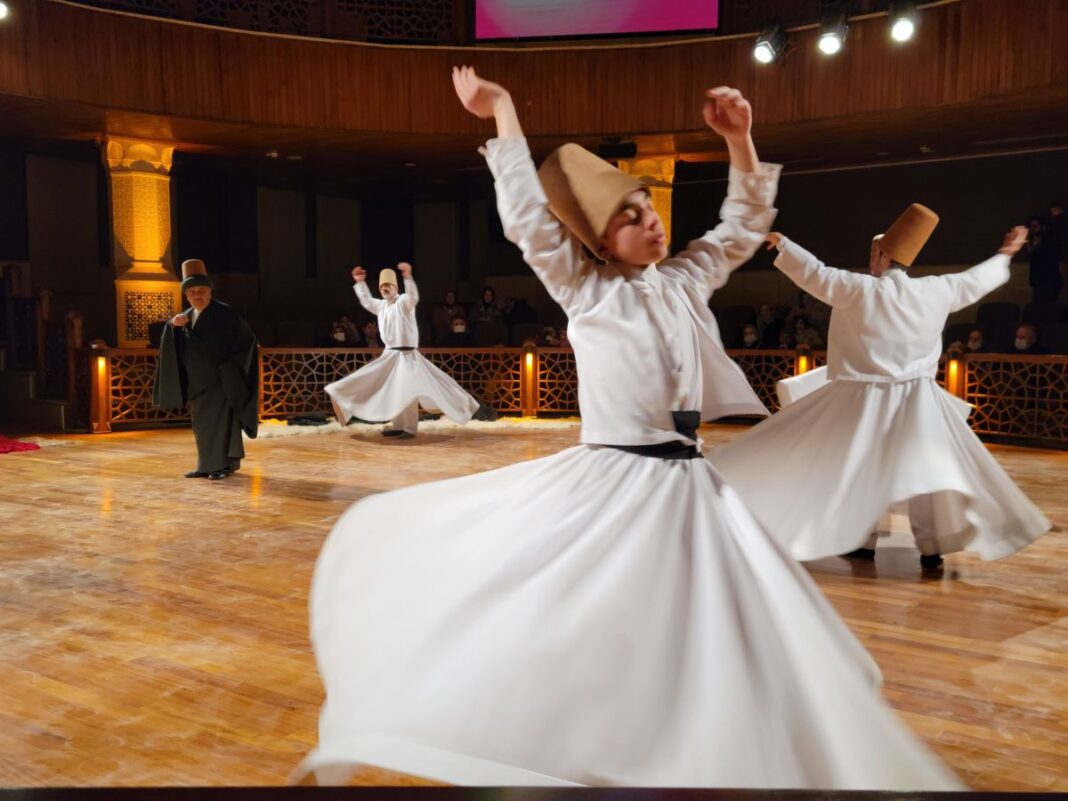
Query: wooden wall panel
0,0,1063,140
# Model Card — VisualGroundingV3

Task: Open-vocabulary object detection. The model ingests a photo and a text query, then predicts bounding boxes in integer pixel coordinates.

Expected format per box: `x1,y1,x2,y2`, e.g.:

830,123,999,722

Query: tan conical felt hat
180,258,212,291
878,204,939,267
379,268,398,288
537,144,646,255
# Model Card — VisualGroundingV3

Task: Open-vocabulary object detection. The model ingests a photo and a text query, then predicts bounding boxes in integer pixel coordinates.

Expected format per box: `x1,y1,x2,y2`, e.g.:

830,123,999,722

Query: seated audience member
558,327,569,348
792,315,825,349
360,319,383,349
433,290,466,340
338,314,362,346
468,286,504,328
755,303,781,347
323,321,349,347
1014,324,1047,355
439,314,473,347
948,327,986,354
774,329,794,350
538,326,562,347
789,292,830,338
741,324,761,349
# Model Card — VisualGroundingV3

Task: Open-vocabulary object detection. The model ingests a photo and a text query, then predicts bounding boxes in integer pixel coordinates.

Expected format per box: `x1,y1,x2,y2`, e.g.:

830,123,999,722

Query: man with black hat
153,259,259,480
711,210,1049,570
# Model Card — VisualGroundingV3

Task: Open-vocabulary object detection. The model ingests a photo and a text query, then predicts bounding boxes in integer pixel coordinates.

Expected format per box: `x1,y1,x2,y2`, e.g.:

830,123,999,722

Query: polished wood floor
0,422,1065,790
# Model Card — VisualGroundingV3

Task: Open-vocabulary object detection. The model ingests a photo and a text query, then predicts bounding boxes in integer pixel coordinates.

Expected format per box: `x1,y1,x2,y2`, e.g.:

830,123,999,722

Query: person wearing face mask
740,323,760,348
295,68,963,791
322,321,350,347
712,207,1049,574
153,259,259,480
324,263,497,438
438,314,473,347
1013,324,1047,354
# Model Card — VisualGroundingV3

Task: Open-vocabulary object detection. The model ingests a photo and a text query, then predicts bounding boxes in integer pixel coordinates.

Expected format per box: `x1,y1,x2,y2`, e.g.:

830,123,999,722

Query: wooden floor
0,422,1065,790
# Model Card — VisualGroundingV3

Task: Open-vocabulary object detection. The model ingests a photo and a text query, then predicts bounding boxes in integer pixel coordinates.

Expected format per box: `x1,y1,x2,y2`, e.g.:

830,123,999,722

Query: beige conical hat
537,144,646,255
379,268,398,288
180,258,212,290
878,204,939,267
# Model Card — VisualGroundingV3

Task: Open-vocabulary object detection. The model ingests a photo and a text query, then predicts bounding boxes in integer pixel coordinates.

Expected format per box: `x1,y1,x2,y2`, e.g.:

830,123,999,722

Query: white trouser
391,402,419,435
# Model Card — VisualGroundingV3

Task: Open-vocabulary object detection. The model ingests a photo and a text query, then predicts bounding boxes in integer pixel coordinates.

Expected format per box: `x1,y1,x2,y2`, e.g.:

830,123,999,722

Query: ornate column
617,155,676,249
103,138,180,347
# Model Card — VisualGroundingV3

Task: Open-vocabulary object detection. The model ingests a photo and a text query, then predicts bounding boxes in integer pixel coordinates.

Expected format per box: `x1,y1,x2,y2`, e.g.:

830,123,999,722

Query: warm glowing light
797,355,810,374
96,355,107,376
891,17,915,41
525,352,534,372
818,33,842,55
947,358,960,395
0,2,9,21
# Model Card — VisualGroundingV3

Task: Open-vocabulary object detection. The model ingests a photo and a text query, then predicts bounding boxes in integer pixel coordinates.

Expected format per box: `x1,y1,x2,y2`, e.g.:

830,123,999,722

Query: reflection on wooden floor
0,422,1065,790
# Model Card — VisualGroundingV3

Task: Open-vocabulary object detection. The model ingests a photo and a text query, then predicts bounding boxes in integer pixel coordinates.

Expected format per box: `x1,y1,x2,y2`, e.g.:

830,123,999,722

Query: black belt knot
607,411,702,461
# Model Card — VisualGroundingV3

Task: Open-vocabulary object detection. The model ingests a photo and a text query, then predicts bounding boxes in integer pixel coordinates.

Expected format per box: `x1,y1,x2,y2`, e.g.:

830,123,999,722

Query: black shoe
843,547,876,560
474,403,499,422
393,431,415,440
920,553,944,570
184,470,209,479
207,470,229,480
382,429,407,437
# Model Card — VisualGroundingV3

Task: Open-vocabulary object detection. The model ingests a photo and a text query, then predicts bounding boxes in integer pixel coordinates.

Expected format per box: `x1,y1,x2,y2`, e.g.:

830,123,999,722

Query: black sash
607,411,702,461
389,346,416,351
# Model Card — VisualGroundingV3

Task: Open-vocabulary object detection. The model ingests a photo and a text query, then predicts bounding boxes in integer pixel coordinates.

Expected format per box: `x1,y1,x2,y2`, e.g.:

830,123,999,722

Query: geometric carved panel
537,348,578,413
729,350,796,413
123,291,175,342
965,355,1068,445
109,351,189,425
424,349,523,412
259,348,377,418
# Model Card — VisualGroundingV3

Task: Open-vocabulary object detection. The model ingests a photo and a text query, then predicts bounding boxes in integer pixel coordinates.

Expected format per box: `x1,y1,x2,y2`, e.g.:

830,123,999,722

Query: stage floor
1,421,1065,790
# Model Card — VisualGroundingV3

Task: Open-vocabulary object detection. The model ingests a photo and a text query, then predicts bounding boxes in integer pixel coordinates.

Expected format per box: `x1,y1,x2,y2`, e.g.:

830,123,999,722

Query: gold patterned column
617,155,676,249
103,138,181,347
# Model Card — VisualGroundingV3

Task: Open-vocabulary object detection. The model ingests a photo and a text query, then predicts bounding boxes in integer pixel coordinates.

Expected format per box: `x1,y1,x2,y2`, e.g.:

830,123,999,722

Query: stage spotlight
889,0,917,42
818,12,847,55
0,2,10,21
753,25,787,64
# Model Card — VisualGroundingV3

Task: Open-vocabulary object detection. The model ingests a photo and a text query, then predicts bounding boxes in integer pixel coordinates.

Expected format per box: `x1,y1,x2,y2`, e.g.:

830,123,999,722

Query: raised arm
658,87,780,298
397,262,419,308
454,66,589,311
941,227,1027,312
351,267,383,315
769,234,868,308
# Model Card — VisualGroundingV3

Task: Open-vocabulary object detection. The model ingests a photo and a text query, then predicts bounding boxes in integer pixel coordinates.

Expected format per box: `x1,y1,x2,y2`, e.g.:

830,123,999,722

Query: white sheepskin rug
251,416,580,440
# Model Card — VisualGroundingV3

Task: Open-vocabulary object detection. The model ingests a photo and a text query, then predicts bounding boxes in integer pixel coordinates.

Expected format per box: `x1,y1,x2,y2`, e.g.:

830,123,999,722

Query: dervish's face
380,283,398,301
185,286,212,312
600,190,668,266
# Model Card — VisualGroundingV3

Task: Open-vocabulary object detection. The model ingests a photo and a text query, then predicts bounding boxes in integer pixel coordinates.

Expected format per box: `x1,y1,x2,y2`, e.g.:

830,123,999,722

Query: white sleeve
354,282,383,315
483,137,591,314
658,163,781,300
940,254,1011,312
773,237,868,307
402,277,419,308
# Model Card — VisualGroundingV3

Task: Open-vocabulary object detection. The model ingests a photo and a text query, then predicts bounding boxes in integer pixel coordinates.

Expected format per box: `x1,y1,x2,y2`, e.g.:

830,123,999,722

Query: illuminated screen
474,0,719,40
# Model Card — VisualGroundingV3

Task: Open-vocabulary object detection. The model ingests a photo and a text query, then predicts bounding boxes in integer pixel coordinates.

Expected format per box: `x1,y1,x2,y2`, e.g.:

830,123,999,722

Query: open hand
998,225,1028,257
764,232,783,251
702,87,753,141
351,267,367,283
452,66,510,119
398,262,413,279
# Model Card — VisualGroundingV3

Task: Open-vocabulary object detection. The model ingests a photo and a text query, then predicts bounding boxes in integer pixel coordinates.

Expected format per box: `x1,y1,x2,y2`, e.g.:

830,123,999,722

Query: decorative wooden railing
83,345,1068,448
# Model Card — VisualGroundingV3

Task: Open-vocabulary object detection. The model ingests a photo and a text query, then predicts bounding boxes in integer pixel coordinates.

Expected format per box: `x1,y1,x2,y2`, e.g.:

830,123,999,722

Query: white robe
711,238,1051,561
324,278,480,429
298,140,960,789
